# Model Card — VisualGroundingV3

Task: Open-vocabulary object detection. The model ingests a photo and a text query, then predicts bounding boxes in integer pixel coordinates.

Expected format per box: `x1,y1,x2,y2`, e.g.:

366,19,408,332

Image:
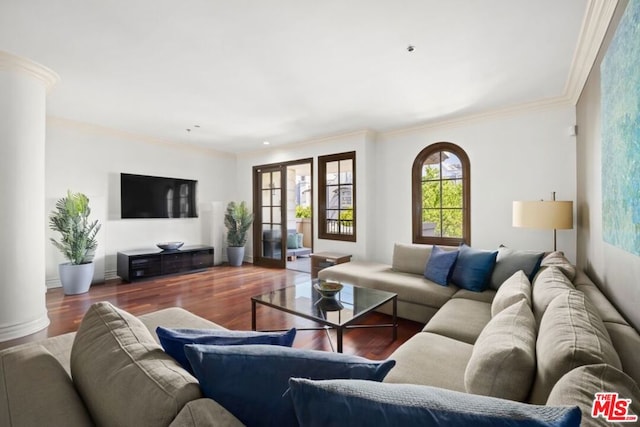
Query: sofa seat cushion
71,302,202,427
452,288,496,303
0,344,94,427
604,322,640,387
289,378,581,427
532,266,575,323
491,270,532,317
422,298,492,344
547,364,640,427
464,300,537,402
384,332,473,392
363,270,459,308
530,291,622,404
318,260,390,286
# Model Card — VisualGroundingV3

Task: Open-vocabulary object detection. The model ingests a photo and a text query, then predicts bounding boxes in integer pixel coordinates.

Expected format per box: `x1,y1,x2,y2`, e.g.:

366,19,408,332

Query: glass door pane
254,166,285,267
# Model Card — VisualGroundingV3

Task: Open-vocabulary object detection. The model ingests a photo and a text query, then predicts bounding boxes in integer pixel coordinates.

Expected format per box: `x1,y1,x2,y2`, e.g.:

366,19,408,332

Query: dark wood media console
117,245,214,282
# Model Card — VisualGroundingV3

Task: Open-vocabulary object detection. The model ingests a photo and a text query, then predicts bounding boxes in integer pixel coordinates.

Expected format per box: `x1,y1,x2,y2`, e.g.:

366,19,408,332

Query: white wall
45,119,236,286
576,0,640,331
236,105,577,265
375,104,578,263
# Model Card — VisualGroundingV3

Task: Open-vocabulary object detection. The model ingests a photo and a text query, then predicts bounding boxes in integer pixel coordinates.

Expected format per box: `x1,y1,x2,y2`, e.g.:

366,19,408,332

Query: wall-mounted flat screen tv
121,173,198,219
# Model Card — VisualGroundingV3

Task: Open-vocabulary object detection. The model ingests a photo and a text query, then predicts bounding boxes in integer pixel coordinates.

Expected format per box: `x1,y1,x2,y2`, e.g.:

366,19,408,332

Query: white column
0,51,59,341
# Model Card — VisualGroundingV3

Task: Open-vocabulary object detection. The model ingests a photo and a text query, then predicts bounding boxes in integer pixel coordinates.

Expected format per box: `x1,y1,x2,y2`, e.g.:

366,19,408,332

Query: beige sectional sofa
320,243,640,424
2,243,639,426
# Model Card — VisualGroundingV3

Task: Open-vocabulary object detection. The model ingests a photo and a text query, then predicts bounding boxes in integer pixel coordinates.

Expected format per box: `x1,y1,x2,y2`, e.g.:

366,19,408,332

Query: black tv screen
121,173,198,219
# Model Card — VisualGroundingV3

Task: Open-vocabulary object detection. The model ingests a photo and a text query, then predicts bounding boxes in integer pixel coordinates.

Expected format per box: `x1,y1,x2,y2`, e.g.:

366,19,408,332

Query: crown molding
47,116,235,158
381,96,573,138
564,0,618,104
0,50,59,91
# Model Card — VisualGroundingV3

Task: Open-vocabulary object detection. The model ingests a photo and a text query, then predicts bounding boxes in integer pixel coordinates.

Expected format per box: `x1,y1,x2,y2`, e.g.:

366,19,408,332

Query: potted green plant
224,201,254,266
49,191,101,295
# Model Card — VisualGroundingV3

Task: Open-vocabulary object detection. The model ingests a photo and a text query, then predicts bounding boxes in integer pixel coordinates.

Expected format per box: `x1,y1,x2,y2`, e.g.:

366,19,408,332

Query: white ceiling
1,0,596,153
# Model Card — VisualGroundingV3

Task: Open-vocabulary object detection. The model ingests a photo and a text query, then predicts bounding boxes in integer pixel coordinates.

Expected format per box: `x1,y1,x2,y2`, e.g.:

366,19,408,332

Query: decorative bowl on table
313,280,344,298
156,241,184,251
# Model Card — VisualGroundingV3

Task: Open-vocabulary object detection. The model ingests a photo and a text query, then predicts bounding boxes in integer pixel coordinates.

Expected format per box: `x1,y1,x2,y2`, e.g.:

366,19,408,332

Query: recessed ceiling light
407,45,415,52
263,141,270,145
194,124,200,128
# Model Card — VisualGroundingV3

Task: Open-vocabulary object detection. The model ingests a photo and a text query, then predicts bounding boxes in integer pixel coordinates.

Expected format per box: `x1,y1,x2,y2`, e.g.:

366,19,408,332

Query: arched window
412,142,470,246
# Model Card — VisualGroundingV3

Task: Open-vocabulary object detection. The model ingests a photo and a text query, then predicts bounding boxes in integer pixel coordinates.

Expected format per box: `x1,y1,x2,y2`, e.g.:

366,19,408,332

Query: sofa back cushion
71,302,202,427
491,270,532,317
464,300,537,402
0,344,94,427
532,266,575,323
547,364,640,427
392,243,433,275
529,291,622,404
540,251,576,281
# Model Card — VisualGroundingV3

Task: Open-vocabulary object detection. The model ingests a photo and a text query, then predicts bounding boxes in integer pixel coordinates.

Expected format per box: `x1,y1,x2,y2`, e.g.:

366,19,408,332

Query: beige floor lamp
512,192,573,252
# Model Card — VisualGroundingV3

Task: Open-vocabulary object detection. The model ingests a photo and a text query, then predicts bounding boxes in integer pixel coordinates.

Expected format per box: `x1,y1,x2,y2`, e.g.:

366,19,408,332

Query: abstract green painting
601,0,640,255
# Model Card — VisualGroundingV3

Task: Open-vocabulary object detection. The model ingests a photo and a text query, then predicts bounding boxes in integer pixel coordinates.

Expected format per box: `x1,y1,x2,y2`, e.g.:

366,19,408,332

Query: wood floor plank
0,265,422,358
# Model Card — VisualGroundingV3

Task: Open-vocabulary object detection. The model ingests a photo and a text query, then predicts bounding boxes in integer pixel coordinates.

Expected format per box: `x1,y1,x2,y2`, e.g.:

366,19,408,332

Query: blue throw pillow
287,233,298,249
184,344,395,427
156,327,296,373
450,244,498,292
288,378,581,427
296,233,304,248
423,245,459,286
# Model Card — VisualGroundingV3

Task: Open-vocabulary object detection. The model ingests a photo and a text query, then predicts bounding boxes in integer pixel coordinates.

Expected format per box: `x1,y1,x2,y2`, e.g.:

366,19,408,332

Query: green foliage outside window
295,205,311,218
421,166,463,238
339,208,353,226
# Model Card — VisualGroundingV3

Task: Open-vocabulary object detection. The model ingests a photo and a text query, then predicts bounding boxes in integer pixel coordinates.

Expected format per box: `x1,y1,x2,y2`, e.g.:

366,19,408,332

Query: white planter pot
227,247,245,267
59,262,94,295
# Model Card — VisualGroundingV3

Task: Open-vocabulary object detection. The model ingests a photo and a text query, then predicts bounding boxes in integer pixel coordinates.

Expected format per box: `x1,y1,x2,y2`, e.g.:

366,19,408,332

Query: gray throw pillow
489,246,543,290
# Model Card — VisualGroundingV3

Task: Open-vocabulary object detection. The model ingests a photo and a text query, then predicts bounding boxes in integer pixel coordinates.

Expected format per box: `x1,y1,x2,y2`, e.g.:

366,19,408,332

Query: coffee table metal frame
251,282,397,353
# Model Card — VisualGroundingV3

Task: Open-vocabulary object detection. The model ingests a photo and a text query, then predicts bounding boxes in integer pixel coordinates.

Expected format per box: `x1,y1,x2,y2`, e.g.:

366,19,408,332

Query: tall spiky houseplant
49,191,101,294
224,201,253,266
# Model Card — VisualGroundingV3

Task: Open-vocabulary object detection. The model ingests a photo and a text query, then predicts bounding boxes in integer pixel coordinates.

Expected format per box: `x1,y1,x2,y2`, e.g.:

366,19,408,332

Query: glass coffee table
251,280,397,353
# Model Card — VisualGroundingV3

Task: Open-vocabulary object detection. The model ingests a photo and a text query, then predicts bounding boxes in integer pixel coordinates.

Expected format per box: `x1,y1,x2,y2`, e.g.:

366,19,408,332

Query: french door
252,159,313,268
253,164,287,268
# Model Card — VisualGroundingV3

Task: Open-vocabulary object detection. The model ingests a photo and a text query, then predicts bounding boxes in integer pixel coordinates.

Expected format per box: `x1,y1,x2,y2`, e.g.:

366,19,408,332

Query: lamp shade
512,201,573,230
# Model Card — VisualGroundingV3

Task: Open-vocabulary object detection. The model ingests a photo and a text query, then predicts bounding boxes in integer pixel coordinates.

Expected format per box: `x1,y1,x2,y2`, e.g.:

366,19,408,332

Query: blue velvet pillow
288,378,581,427
450,244,498,292
184,344,395,427
423,246,459,286
296,233,304,248
156,327,296,373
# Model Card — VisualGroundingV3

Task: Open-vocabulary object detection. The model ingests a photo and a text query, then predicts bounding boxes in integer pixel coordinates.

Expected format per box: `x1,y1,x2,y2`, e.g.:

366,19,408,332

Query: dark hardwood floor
0,264,422,359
